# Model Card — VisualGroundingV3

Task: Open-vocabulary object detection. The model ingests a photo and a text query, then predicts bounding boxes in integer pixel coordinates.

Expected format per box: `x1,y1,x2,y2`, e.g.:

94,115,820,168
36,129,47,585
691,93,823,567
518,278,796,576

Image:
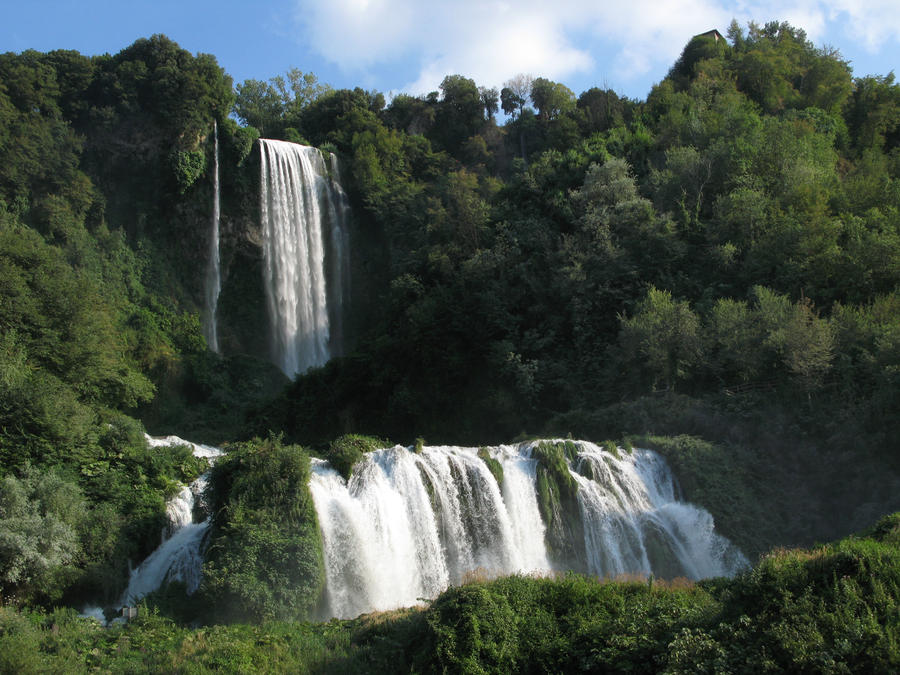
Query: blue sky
2,0,898,101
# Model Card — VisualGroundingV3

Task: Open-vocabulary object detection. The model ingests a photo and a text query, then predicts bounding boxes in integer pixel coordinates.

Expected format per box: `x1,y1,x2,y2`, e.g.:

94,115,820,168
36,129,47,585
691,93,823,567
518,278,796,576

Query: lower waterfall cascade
116,438,747,620
310,441,747,619
118,436,222,608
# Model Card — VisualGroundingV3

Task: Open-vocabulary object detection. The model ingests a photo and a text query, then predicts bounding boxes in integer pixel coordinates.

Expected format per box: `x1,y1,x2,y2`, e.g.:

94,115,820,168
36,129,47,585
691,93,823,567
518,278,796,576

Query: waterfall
325,153,350,354
259,139,350,377
118,437,746,622
119,436,223,607
204,121,222,353
310,441,747,619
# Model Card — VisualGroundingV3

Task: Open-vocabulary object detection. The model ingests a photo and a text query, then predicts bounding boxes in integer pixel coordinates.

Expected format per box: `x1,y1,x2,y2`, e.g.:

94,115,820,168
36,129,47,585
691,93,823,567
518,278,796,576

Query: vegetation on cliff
201,436,325,623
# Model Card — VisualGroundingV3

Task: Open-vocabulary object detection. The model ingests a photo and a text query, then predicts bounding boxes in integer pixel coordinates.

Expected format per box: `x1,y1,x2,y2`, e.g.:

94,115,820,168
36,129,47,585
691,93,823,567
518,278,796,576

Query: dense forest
1,19,899,671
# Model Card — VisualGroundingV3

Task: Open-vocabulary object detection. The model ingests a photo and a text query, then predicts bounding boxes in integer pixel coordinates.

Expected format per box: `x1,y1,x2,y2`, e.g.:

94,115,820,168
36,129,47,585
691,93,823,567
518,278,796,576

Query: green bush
325,434,383,480
601,439,620,459
424,583,520,674
0,467,86,603
1,514,900,672
169,149,207,194
201,436,325,623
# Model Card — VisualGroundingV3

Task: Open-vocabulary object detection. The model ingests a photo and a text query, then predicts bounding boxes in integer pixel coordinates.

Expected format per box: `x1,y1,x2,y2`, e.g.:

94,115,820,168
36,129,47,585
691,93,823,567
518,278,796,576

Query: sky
2,0,898,102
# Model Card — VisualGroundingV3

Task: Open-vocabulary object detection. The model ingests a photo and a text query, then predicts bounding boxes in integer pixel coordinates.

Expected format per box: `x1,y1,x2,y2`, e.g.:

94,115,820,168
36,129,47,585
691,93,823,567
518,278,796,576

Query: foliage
202,436,325,622
618,287,702,392
477,447,504,485
0,466,85,602
169,149,206,194
324,434,384,479
6,514,900,671
2,23,900,653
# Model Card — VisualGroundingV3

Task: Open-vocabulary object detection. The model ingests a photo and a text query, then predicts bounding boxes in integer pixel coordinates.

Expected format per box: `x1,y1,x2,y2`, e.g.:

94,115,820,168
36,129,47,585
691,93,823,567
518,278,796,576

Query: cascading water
204,121,222,353
119,436,222,607
309,444,549,619
118,437,746,623
310,441,747,619
259,139,350,377
325,153,350,353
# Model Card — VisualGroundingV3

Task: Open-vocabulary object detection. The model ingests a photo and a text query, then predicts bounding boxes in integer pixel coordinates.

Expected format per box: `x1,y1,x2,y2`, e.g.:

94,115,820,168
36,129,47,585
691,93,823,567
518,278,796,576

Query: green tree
233,78,284,135
618,287,702,391
431,74,484,155
530,77,575,121
0,466,86,602
479,86,499,120
844,73,900,154
576,87,628,134
666,32,728,90
501,74,533,117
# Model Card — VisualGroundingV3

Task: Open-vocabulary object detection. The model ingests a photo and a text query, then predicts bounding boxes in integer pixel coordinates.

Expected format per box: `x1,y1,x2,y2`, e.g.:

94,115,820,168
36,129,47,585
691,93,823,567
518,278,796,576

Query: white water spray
204,121,222,353
310,441,747,619
259,140,350,377
119,436,222,607
118,438,746,622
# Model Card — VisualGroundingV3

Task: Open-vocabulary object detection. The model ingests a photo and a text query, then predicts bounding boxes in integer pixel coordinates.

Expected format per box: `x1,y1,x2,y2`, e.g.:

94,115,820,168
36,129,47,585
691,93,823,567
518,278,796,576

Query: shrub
0,467,86,603
325,434,383,480
169,149,207,193
602,440,620,459
201,436,325,622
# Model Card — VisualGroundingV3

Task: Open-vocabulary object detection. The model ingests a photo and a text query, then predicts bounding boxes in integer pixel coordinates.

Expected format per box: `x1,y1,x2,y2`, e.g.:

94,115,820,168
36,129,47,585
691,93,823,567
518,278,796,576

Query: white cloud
824,0,900,51
291,0,900,95
294,0,596,93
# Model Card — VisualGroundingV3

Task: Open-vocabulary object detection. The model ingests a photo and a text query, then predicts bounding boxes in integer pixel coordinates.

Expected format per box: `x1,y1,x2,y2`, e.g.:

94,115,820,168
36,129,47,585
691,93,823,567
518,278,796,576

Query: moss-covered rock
477,447,504,485
532,440,586,570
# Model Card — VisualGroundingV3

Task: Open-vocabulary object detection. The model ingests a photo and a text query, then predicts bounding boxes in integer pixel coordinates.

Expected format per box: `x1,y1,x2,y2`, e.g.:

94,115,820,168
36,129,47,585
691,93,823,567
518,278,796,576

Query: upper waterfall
204,120,222,353
259,139,350,377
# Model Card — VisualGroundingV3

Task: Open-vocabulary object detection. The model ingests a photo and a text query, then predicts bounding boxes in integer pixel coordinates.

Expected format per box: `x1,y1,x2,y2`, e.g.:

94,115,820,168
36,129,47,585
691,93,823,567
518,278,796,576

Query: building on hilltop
696,29,724,42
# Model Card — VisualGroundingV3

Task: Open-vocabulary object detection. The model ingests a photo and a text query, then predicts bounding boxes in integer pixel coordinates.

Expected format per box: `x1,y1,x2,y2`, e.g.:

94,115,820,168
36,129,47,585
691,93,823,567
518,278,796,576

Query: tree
844,73,900,154
384,93,436,135
501,74,533,117
500,86,524,117
479,86,499,120
0,467,86,602
431,75,483,155
666,33,728,90
618,287,702,391
234,69,330,138
707,298,763,383
577,87,627,133
273,68,330,110
530,78,575,121
234,79,287,136
773,295,835,395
